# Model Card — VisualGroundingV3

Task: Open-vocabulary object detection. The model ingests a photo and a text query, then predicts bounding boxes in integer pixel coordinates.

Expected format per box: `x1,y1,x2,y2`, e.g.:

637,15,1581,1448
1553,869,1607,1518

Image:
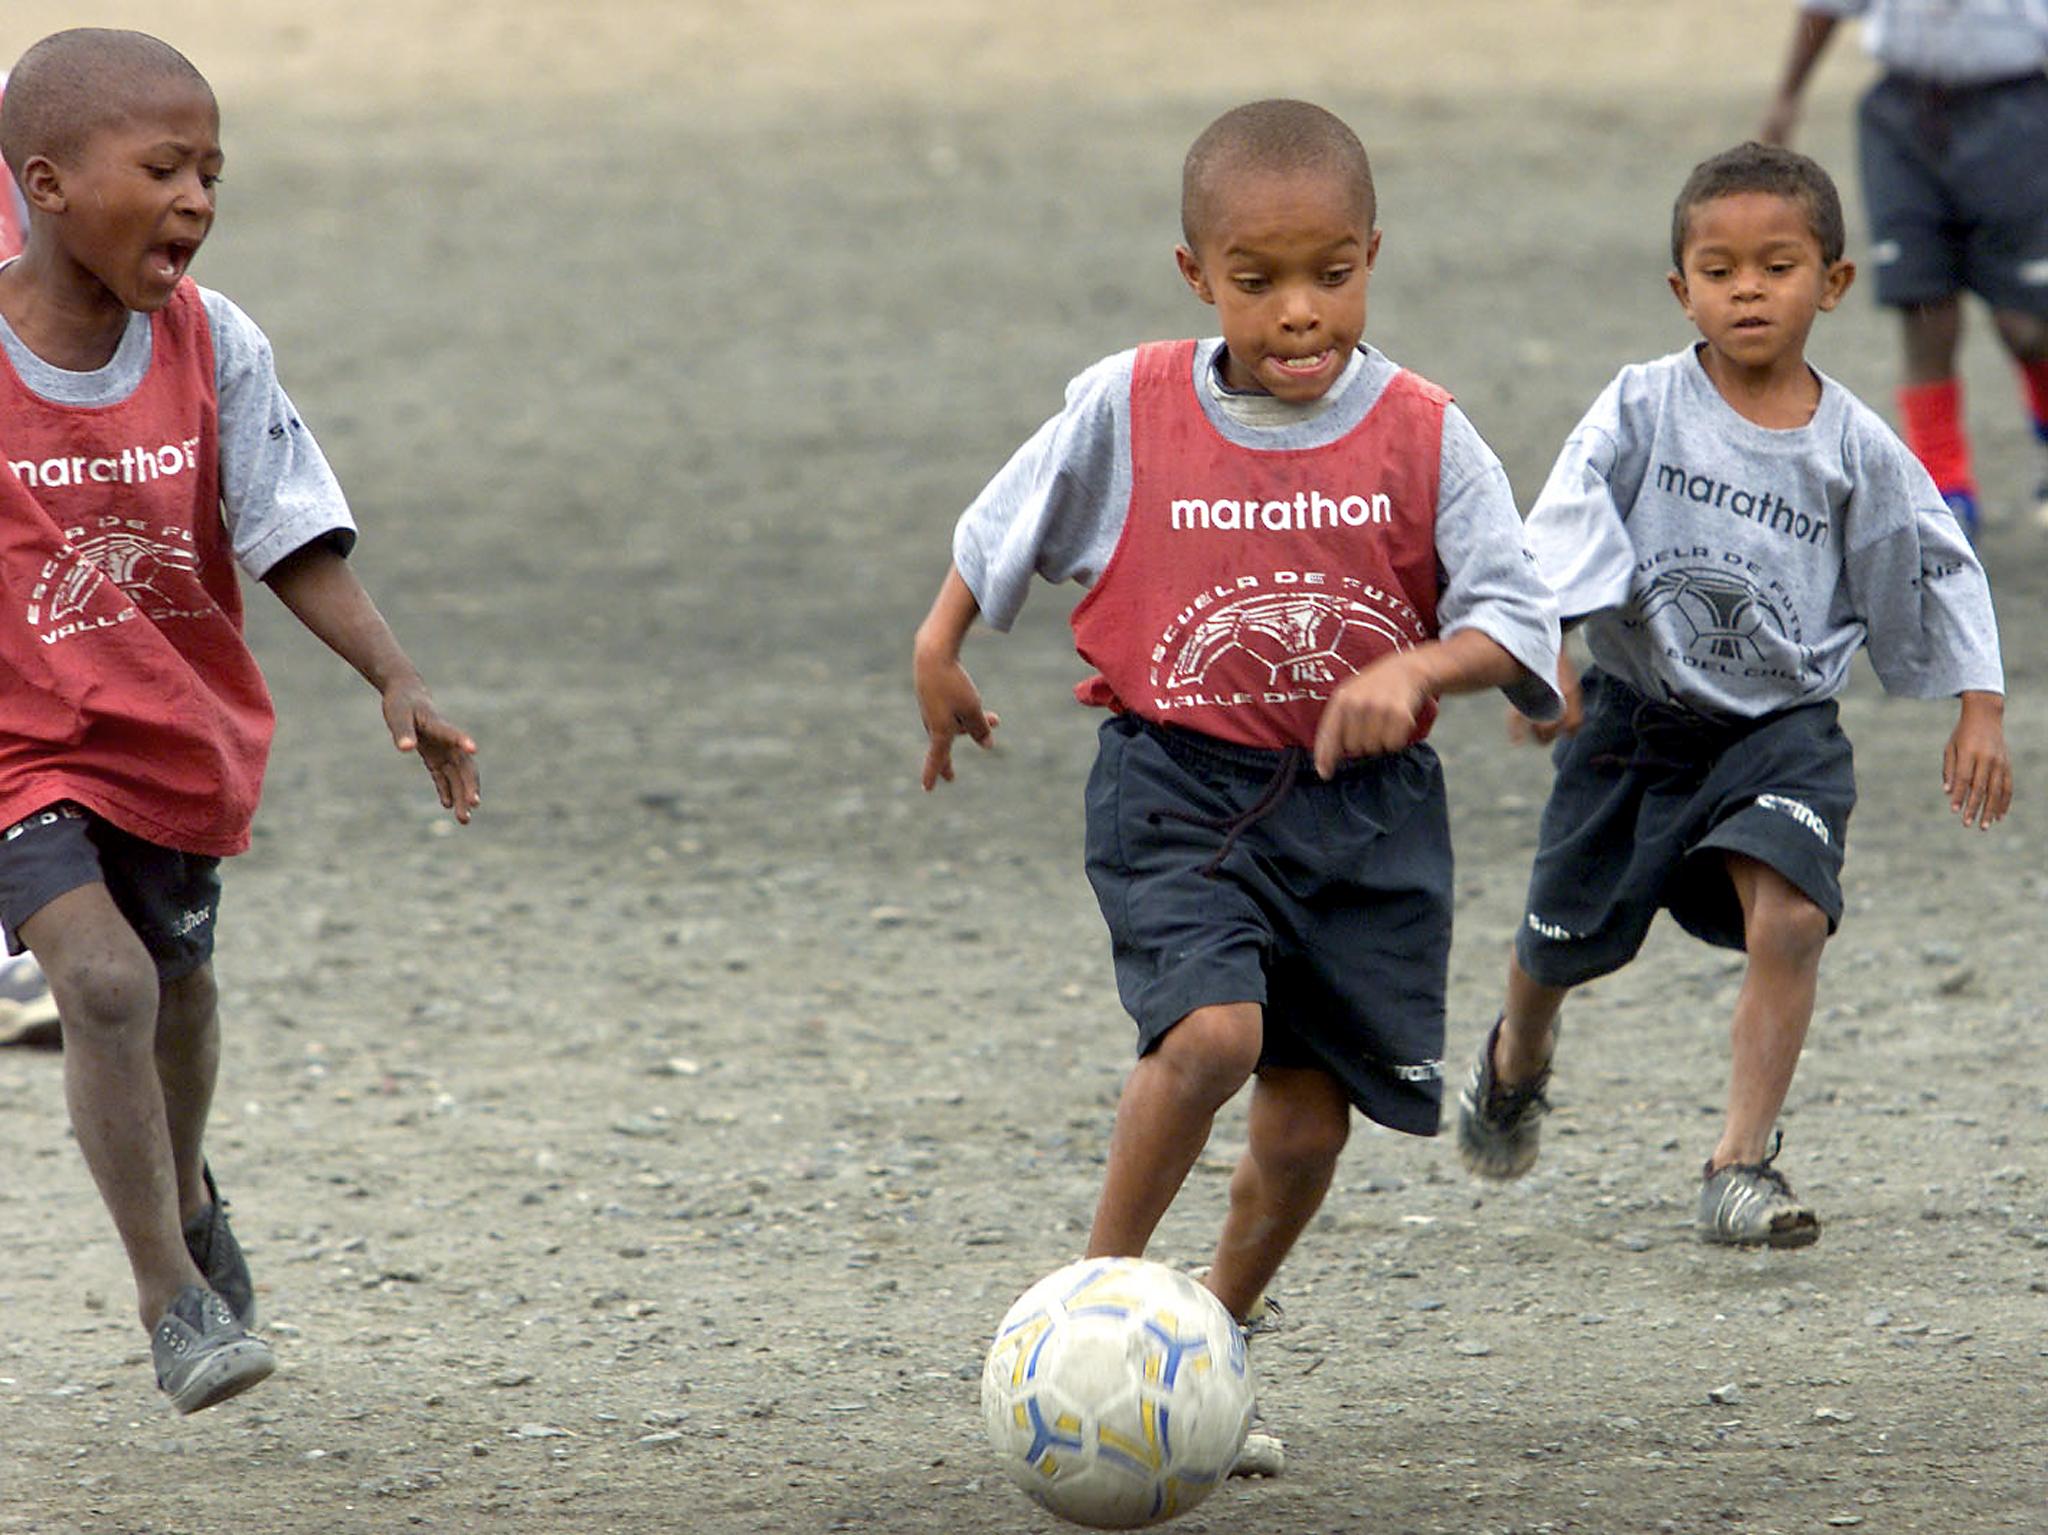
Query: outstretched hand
381,678,481,823
916,652,1000,790
1943,691,2011,831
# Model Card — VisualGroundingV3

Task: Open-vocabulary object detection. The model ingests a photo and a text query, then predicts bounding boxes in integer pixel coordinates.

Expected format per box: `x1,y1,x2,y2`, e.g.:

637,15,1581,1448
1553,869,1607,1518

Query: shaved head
1,29,212,176
1181,99,1375,249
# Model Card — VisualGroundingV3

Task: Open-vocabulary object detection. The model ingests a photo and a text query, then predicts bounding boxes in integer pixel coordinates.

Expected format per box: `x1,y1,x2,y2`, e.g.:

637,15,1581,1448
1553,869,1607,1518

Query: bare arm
264,542,480,822
1760,9,1842,144
1312,628,1534,780
912,564,1001,790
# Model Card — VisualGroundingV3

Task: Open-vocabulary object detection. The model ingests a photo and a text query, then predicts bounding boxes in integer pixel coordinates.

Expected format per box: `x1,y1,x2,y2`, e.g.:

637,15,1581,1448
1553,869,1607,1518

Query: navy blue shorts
1083,714,1453,1136
1514,671,1855,990
0,803,221,982
1857,71,2048,313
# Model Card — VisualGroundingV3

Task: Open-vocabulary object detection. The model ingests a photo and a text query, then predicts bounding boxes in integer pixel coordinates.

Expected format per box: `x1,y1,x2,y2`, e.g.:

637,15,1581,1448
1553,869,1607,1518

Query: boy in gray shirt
1456,143,2010,1248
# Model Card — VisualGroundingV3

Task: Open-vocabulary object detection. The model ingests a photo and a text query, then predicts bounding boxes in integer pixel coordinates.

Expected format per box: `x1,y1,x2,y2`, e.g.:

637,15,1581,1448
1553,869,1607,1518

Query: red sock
1898,377,1977,501
2020,356,2048,443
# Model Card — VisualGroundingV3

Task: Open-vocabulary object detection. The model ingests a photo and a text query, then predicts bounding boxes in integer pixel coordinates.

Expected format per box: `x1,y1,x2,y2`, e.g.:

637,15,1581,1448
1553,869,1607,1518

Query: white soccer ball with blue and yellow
981,1256,1255,1529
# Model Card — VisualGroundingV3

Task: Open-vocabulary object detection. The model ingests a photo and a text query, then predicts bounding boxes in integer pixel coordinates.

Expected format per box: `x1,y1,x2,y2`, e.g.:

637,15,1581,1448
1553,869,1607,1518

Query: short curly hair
1181,99,1375,249
1,29,211,176
1671,141,1845,270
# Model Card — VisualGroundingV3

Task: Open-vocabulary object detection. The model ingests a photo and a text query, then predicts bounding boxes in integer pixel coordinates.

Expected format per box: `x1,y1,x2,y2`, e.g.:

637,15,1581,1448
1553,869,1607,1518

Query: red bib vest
0,280,274,855
1069,340,1448,751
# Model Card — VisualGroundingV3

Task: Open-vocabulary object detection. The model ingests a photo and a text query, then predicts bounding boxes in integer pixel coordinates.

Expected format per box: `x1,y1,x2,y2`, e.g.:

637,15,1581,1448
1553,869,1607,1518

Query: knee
48,950,160,1039
1153,1005,1263,1100
1249,1096,1350,1186
1746,895,1830,971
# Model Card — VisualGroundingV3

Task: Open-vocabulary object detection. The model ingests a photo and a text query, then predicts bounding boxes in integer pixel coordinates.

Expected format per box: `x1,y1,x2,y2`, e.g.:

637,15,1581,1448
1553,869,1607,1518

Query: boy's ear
1666,269,1694,321
1175,245,1215,305
18,155,67,215
1819,258,1856,310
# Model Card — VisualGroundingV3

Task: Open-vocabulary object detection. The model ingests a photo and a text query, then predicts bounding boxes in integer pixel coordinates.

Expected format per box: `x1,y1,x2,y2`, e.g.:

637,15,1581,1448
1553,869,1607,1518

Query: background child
915,99,1560,1464
0,66,55,1041
1761,0,2048,532
0,28,478,1413
1457,142,2009,1248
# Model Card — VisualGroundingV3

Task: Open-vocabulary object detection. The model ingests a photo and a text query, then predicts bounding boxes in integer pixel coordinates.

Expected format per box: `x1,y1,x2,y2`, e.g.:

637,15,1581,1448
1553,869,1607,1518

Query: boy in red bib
0,30,478,1414
914,100,1560,1466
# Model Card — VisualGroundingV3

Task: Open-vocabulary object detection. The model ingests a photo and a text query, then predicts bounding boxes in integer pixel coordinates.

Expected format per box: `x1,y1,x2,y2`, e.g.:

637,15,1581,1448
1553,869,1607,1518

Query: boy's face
32,77,222,313
1668,191,1853,378
1176,165,1379,403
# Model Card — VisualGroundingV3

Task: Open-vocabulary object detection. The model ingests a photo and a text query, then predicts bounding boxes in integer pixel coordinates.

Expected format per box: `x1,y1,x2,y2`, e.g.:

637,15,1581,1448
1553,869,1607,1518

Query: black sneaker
152,1285,274,1414
182,1164,256,1328
1454,1016,1553,1181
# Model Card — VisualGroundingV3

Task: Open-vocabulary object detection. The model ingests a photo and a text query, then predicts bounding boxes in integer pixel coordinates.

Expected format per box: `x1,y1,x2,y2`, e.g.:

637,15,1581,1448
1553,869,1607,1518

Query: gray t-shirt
1805,0,2048,83
952,338,1564,720
1524,344,2004,716
0,276,356,579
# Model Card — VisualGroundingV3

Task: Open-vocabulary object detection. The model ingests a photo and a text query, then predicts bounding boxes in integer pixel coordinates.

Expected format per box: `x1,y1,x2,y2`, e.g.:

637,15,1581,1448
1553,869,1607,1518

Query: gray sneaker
182,1164,256,1328
152,1285,274,1414
1455,1017,1552,1181
1697,1137,1820,1248
1230,1424,1286,1479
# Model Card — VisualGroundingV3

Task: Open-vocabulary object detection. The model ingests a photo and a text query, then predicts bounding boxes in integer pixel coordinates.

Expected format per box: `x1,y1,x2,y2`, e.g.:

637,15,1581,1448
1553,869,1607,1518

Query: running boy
0,29,479,1412
1456,143,2009,1248
914,99,1561,1410
1761,0,2048,532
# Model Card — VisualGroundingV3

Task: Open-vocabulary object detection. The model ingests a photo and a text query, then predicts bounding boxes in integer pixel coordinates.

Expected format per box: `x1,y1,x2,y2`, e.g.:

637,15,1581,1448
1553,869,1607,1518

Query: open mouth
1269,350,1333,376
150,241,197,281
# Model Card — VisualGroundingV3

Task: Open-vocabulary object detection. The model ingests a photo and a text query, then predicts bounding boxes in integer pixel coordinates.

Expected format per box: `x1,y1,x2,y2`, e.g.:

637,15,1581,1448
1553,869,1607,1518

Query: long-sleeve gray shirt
952,339,1563,720
1524,344,2003,716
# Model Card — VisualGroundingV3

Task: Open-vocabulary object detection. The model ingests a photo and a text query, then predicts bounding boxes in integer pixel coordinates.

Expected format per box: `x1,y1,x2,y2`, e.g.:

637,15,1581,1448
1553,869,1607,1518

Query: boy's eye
1233,275,1269,293
1321,267,1353,286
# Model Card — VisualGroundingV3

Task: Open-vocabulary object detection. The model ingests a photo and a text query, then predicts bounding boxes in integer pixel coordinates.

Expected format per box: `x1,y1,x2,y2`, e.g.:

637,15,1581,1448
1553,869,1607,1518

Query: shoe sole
165,1339,275,1415
1698,1212,1821,1250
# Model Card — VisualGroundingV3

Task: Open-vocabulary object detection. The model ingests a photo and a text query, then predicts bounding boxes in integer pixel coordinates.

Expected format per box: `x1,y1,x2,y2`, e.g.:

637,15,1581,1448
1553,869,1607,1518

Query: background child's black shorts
1083,713,1452,1137
0,803,222,982
1515,670,1854,990
1857,71,2048,313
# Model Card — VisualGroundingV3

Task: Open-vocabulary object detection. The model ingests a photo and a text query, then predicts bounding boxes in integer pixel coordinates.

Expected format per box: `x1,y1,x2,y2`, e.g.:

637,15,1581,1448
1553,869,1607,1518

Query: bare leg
1086,1002,1261,1261
1713,855,1829,1170
1203,1066,1350,1321
1990,306,2048,366
23,885,203,1330
1494,948,1569,1083
155,964,220,1221
1900,297,1964,384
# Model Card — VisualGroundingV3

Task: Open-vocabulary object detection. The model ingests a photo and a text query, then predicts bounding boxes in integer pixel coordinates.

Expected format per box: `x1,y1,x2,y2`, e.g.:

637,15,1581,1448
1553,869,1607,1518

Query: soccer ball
981,1257,1254,1529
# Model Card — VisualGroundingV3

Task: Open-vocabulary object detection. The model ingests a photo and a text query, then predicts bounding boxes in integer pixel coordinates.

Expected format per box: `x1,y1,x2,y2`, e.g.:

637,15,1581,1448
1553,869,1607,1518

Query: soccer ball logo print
1638,564,1789,665
982,1257,1254,1529
1164,588,1416,692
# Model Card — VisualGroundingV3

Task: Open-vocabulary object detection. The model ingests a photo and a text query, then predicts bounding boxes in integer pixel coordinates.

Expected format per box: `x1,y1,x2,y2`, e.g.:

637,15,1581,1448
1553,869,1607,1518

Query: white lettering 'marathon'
9,437,202,490
1171,489,1392,532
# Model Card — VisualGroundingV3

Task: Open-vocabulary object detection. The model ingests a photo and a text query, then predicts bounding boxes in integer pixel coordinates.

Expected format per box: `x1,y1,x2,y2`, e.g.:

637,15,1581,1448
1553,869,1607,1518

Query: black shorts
1083,713,1453,1136
1514,670,1855,990
1857,71,2048,313
0,803,221,981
